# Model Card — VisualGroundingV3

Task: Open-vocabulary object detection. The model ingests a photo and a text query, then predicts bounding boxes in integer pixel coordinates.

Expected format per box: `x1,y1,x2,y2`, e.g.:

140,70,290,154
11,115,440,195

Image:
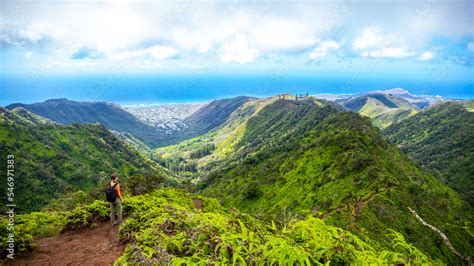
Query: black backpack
106,183,118,203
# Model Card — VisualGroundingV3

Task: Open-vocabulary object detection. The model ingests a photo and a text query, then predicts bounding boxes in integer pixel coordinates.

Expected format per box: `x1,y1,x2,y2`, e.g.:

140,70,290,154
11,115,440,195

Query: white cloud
110,45,178,60
169,15,244,54
148,46,179,60
250,17,318,52
110,50,141,60
1,1,473,67
1,3,154,53
0,2,334,58
309,40,340,59
363,47,415,58
352,27,417,59
352,27,394,50
171,27,216,53
468,42,474,52
218,34,259,64
169,14,321,55
417,51,435,61
0,27,46,46
24,51,33,58
18,28,44,44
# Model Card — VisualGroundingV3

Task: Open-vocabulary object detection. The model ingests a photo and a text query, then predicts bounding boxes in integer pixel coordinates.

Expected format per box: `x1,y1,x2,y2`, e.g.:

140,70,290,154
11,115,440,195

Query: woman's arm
116,184,124,203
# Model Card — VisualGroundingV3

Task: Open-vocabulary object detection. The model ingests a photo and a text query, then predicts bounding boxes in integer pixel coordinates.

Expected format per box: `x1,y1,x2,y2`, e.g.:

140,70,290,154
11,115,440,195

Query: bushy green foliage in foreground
1,189,439,264
117,189,437,265
0,211,68,255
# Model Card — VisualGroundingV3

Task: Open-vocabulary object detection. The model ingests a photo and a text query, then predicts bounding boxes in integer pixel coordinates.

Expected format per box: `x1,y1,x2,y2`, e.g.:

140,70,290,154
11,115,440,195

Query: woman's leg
110,202,116,223
116,198,123,224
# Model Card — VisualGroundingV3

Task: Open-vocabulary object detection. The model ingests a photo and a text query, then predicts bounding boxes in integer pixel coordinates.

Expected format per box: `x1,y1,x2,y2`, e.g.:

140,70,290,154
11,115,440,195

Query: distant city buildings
124,103,204,134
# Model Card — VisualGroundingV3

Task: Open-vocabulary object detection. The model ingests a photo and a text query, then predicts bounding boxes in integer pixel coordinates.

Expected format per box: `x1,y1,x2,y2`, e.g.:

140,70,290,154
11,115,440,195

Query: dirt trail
9,223,123,266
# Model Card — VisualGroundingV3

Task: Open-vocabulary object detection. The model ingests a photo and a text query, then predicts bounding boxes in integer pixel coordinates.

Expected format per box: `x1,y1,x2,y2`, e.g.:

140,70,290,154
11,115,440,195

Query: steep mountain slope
6,99,164,147
156,94,404,176
0,108,173,213
368,88,443,109
383,101,474,205
184,96,254,133
339,93,418,128
156,96,255,147
154,95,336,176
154,96,277,174
197,99,472,263
0,106,53,125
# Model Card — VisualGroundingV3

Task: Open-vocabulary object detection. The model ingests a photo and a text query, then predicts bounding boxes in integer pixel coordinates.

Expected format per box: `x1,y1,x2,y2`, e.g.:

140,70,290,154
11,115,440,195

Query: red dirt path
8,223,123,266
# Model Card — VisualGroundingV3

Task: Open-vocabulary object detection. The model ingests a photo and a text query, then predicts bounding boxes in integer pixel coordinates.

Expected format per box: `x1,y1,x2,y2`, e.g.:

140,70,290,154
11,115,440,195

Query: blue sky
1,0,473,83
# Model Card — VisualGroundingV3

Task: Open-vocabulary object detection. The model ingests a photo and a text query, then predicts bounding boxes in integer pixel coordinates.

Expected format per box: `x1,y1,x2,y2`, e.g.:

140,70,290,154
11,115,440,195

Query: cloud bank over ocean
2,1,473,70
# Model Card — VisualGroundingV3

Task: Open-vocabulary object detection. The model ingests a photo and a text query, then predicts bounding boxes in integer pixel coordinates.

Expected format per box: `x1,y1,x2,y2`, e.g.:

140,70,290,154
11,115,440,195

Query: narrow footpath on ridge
8,223,123,266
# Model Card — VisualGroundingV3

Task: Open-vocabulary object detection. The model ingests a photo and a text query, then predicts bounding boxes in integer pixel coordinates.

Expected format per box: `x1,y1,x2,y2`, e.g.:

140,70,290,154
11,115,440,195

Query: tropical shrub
114,189,437,265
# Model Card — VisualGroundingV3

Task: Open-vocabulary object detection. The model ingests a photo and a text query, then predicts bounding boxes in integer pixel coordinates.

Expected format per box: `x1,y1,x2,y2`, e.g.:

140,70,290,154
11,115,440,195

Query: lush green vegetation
340,94,418,128
0,107,174,213
383,101,474,206
1,188,439,265
154,96,282,176
117,189,441,265
154,155,198,173
462,100,474,112
156,96,254,147
2,96,472,264
198,99,472,264
189,143,216,159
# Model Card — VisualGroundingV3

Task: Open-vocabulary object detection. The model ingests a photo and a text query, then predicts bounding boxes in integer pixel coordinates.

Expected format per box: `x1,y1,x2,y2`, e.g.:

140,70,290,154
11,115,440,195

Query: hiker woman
109,175,124,225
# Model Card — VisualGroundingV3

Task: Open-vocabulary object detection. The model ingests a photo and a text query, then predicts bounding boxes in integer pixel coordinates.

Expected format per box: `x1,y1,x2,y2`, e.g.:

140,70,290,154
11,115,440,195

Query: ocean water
1,73,473,106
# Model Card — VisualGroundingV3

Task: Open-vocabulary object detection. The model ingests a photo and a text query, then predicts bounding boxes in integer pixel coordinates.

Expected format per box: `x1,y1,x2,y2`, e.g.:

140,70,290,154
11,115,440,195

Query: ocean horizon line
2,89,471,107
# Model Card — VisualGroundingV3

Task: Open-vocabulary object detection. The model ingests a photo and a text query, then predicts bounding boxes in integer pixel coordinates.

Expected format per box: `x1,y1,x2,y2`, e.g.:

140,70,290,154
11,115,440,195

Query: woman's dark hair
111,175,117,180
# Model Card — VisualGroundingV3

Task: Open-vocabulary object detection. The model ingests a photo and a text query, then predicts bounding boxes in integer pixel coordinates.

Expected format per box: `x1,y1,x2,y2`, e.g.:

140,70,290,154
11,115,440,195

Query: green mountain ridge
0,107,174,213
339,93,418,128
383,100,474,206
154,96,343,176
0,107,53,126
6,99,165,147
